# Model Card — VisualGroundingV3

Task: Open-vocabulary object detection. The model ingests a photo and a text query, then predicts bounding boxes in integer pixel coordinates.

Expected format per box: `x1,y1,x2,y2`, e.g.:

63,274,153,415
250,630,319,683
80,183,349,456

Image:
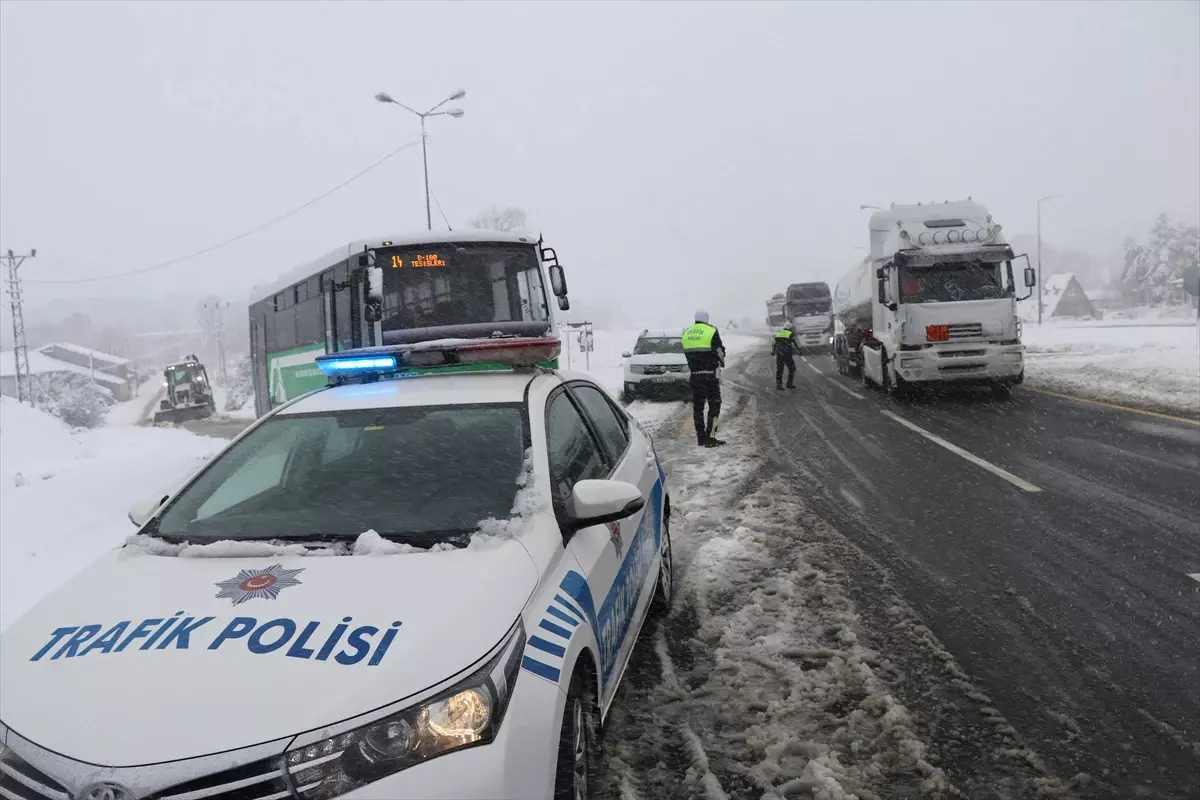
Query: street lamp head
446,108,465,118
449,88,466,101
374,92,395,104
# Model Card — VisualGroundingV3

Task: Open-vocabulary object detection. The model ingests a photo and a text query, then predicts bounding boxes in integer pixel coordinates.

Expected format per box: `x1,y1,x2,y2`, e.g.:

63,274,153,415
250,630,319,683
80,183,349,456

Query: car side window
570,384,630,463
545,390,608,506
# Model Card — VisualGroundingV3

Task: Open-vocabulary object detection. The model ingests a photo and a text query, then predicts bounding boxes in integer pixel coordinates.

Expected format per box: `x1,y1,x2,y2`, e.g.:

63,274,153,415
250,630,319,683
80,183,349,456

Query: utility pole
375,89,466,230
1036,194,1060,326
2,248,37,406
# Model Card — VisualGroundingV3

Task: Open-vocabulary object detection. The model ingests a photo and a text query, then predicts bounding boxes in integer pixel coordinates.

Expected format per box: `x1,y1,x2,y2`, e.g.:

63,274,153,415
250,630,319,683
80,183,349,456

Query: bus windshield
379,242,549,336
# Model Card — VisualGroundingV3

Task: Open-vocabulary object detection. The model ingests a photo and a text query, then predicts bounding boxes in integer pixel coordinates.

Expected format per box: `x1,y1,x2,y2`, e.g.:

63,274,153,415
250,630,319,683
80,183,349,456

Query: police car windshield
634,337,683,355
152,404,528,546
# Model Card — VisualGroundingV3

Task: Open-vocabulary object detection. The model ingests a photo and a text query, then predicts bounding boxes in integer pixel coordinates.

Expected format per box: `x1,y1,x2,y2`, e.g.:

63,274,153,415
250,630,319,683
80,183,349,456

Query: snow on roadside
106,375,165,426
1022,322,1199,415
0,397,225,631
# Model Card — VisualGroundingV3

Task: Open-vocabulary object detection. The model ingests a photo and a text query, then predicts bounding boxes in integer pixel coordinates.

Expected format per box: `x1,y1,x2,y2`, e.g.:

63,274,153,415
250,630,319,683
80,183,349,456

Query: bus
247,230,569,417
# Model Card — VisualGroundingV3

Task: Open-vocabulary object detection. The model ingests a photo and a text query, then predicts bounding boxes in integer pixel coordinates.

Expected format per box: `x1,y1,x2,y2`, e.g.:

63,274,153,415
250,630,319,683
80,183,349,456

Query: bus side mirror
366,266,383,301
558,296,570,311
548,264,568,297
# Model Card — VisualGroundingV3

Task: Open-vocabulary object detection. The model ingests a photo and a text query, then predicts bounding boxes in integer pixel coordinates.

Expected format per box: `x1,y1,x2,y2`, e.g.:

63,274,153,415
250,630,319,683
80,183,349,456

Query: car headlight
286,621,525,799
629,365,646,374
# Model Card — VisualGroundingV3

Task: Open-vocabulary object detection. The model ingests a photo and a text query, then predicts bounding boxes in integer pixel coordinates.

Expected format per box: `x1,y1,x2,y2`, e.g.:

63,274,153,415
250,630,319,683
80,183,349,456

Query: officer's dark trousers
776,355,796,387
689,372,721,442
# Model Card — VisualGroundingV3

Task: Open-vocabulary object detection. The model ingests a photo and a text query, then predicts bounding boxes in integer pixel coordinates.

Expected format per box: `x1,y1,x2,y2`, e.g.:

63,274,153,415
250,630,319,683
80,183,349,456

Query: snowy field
0,398,226,630
1022,321,1200,415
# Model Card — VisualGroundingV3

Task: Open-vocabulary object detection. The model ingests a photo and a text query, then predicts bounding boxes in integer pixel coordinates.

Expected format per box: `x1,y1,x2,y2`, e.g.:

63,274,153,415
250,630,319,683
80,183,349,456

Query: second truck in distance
785,282,834,352
833,199,1036,395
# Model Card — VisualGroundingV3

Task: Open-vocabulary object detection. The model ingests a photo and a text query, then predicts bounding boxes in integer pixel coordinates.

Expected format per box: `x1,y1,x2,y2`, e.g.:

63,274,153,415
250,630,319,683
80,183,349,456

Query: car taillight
926,325,949,342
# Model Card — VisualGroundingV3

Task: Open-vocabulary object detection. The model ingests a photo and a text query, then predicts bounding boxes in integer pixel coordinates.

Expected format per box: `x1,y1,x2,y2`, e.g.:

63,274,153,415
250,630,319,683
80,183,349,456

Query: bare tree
468,205,529,234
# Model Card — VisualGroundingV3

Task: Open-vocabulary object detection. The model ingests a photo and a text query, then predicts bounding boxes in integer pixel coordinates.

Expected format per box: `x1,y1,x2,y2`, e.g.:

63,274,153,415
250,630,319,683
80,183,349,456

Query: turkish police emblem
215,564,304,605
606,521,623,557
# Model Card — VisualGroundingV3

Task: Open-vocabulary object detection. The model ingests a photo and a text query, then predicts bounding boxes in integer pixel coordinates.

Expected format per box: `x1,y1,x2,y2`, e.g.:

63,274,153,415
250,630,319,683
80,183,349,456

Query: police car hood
0,541,539,766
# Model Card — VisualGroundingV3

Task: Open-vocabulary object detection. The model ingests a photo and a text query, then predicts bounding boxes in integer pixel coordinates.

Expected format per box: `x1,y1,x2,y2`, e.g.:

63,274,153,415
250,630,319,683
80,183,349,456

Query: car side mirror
563,479,645,532
128,492,171,528
557,296,570,311
548,264,568,297
621,351,632,359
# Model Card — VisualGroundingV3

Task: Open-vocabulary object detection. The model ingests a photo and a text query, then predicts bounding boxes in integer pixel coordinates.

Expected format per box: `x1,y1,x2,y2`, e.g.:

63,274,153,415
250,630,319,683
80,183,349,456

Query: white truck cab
834,199,1036,394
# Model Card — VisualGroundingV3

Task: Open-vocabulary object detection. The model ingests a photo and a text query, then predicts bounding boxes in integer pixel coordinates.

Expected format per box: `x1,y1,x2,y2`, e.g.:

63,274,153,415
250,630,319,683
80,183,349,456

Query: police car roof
276,369,550,414
639,328,683,339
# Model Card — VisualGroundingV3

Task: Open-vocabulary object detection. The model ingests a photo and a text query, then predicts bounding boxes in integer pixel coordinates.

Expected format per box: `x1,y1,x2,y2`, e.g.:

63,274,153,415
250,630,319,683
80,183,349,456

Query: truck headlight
1002,352,1023,363
286,621,525,799
900,357,920,369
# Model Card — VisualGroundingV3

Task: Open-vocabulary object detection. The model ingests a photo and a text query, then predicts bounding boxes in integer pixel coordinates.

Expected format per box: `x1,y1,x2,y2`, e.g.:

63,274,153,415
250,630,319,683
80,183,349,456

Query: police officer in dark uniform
682,310,726,447
772,323,800,389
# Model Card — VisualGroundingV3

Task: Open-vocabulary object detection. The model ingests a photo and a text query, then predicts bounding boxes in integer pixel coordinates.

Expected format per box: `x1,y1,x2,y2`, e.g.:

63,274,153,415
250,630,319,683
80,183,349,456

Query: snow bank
1,400,226,630
1022,322,1200,415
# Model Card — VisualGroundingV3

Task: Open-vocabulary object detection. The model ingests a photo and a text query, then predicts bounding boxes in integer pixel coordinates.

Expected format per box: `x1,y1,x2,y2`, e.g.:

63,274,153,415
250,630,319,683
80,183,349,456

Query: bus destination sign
390,253,447,269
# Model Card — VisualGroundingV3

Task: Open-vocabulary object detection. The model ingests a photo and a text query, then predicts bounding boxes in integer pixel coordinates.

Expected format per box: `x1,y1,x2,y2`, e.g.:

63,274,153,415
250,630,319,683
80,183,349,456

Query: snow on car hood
629,353,688,366
0,539,539,766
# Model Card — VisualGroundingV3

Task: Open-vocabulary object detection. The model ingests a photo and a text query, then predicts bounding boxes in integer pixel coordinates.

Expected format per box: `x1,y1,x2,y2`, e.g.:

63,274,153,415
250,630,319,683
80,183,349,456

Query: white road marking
806,361,823,376
827,378,865,400
799,355,809,363
880,410,1043,493
1187,573,1200,585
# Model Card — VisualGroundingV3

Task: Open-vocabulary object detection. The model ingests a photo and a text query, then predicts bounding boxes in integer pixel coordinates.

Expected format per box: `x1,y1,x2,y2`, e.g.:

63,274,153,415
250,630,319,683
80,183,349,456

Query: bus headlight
286,622,525,798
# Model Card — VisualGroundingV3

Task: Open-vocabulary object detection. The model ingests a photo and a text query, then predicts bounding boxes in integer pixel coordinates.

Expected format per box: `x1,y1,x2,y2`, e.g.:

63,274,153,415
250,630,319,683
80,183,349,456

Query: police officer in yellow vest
773,323,800,390
682,310,727,447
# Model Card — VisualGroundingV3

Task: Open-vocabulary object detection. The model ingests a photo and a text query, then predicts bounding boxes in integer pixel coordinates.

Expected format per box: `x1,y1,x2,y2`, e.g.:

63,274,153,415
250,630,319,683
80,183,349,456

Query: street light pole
375,89,466,231
1036,194,1060,325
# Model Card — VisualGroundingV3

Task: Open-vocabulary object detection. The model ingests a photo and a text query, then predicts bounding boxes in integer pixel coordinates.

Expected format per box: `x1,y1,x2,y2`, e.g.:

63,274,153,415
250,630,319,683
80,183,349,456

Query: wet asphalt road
728,346,1200,799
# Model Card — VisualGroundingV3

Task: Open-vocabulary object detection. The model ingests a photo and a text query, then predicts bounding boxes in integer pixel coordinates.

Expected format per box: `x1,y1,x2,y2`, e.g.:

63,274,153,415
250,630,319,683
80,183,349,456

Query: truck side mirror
557,296,570,311
548,264,568,297
1024,266,1036,288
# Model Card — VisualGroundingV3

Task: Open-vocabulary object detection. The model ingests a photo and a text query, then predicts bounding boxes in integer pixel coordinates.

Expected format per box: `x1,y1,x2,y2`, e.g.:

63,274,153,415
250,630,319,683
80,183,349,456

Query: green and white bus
247,231,570,417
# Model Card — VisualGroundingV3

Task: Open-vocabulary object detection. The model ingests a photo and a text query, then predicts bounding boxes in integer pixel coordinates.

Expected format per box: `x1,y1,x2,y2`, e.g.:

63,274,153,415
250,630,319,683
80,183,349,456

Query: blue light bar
317,355,398,376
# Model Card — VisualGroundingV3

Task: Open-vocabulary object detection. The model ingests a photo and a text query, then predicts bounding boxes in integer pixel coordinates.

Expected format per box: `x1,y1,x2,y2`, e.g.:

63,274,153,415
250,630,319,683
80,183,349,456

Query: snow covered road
674,343,1198,800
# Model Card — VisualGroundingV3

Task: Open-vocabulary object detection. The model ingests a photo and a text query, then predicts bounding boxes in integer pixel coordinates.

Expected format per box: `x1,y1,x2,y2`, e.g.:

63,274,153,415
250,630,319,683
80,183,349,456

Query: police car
0,337,673,800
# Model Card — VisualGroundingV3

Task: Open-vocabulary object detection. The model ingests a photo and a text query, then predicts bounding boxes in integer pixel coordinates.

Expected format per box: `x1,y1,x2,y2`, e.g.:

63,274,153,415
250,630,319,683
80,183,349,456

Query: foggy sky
1,0,1197,327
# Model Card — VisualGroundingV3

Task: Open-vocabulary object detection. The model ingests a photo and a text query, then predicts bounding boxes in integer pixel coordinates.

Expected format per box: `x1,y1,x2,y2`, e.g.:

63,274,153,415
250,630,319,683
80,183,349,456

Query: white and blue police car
0,337,673,800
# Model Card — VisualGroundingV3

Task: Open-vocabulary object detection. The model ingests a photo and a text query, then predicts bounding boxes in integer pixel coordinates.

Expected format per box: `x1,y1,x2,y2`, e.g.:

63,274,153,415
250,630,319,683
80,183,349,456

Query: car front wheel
650,511,673,616
554,669,599,800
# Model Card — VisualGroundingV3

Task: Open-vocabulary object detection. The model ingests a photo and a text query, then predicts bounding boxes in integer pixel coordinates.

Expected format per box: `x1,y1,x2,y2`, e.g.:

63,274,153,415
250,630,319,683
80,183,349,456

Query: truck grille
947,323,982,340
152,756,291,800
938,349,987,359
0,751,70,800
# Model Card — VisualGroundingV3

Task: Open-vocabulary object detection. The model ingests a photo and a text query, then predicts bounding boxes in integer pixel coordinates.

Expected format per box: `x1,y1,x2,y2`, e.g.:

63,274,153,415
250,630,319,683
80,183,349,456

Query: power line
28,139,423,286
430,188,453,231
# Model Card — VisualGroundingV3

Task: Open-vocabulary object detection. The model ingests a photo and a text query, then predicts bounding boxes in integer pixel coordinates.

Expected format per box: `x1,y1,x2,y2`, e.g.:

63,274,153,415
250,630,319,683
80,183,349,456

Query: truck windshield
379,242,549,332
899,262,1006,304
787,300,831,317
634,337,683,354
151,404,529,546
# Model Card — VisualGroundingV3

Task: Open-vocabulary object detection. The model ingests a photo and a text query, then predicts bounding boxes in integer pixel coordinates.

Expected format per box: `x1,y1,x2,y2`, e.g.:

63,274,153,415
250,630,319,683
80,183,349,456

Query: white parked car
0,337,673,800
621,328,692,402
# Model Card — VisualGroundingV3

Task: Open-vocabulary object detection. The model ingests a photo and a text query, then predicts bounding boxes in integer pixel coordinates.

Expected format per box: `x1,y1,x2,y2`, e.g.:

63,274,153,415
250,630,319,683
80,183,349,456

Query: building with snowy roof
1,348,132,402
1020,272,1096,321
37,343,134,382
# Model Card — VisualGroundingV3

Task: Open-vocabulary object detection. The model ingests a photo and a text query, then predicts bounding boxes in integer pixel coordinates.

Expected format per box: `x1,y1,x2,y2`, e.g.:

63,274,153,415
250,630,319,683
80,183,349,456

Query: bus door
321,269,336,353
323,260,354,352
249,316,268,416
349,266,382,347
